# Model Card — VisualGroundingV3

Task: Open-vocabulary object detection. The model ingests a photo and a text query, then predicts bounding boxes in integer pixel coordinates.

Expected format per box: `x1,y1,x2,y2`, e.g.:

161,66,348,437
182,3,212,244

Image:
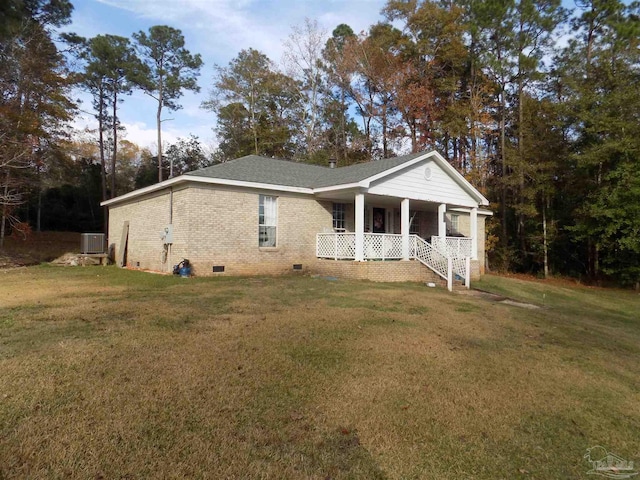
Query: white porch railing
316,232,356,259
364,233,403,260
431,236,473,259
317,233,471,291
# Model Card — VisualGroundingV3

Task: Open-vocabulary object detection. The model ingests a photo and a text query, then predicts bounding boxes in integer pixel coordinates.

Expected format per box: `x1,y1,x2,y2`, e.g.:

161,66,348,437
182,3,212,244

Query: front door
373,207,386,233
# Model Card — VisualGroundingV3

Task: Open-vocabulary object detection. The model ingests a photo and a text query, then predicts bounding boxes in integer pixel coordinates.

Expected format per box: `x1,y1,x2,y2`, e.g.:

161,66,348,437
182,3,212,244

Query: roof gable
311,151,489,206
368,157,478,206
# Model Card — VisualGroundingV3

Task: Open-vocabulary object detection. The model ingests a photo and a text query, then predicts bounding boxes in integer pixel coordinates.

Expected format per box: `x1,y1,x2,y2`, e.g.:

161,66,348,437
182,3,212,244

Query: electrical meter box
161,224,173,244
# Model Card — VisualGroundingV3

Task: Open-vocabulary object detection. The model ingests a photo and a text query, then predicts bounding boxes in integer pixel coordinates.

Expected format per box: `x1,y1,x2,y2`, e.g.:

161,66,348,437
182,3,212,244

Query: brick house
102,150,491,289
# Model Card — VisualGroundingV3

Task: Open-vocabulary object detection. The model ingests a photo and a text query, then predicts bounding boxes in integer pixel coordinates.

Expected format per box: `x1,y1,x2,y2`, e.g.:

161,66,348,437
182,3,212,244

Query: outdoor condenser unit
80,233,105,254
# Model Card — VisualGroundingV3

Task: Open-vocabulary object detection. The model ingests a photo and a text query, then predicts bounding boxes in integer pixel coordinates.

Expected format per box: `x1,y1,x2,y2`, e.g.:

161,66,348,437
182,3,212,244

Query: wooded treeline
1,0,638,286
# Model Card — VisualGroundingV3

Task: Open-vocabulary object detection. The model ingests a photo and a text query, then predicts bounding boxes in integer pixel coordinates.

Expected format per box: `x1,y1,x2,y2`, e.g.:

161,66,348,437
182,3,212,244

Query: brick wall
108,187,191,274
313,258,446,284
108,184,334,276
183,185,333,276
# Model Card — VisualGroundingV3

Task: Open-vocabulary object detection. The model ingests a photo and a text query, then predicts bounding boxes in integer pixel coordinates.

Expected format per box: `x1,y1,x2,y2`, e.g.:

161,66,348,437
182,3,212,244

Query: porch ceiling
315,191,440,211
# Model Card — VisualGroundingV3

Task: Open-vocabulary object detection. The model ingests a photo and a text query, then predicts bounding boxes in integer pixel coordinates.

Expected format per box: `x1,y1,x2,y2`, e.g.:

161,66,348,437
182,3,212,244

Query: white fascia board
100,177,184,207
312,182,365,193
101,175,315,207
449,206,494,216
182,176,314,195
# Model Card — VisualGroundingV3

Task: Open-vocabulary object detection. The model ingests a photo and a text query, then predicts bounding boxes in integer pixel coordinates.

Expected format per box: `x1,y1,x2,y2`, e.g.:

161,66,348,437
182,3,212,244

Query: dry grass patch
1,267,639,479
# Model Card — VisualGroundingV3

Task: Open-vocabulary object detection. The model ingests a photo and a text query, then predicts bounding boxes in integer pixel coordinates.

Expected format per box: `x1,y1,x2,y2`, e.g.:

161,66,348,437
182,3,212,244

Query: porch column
355,193,365,261
470,207,478,260
401,198,410,260
438,203,447,237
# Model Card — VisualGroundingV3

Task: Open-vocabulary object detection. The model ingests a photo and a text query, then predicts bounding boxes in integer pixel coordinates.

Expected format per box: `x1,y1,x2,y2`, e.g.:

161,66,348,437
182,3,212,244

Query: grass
0,267,639,479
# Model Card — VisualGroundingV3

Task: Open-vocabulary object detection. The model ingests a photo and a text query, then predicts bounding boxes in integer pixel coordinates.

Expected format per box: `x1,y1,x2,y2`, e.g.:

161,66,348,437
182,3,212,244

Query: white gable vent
424,166,433,181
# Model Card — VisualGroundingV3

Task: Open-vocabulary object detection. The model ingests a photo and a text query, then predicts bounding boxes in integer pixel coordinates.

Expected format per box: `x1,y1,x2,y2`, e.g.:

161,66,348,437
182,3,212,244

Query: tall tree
165,134,212,175
0,0,75,245
322,24,361,164
559,0,640,285
75,34,142,208
511,0,566,256
203,48,298,160
133,26,203,181
282,18,327,158
383,0,470,161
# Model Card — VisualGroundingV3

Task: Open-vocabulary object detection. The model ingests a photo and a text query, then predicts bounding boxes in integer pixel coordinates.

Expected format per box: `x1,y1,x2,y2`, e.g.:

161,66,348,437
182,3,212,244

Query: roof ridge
186,151,433,189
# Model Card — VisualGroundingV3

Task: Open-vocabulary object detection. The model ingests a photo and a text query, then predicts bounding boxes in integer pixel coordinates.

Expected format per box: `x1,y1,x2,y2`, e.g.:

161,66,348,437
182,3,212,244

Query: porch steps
422,270,465,289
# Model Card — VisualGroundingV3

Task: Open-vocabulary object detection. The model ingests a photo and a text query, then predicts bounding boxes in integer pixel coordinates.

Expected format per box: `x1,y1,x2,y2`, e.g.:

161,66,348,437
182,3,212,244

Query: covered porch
315,192,480,290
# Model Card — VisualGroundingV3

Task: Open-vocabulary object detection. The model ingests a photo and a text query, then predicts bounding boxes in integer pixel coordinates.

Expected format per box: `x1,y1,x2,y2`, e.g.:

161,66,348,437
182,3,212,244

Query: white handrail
431,236,473,259
411,235,449,282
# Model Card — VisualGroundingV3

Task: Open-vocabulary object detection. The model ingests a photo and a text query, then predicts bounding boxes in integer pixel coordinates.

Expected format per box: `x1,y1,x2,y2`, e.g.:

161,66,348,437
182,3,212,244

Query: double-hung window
259,195,277,247
409,211,420,235
450,214,459,235
332,203,346,231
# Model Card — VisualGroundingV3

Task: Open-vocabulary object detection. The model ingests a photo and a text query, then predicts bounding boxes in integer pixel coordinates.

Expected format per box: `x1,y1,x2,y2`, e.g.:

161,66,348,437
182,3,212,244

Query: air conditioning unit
80,233,105,254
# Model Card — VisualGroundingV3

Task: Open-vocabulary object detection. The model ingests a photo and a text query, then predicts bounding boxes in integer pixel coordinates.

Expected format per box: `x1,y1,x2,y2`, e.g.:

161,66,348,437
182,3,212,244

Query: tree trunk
158,63,165,182
98,88,107,204
111,89,118,198
543,194,549,279
36,180,42,233
411,118,417,153
500,85,508,249
382,101,388,159
97,86,108,235
250,82,258,156
157,103,163,181
517,16,527,259
518,73,526,256
0,171,10,248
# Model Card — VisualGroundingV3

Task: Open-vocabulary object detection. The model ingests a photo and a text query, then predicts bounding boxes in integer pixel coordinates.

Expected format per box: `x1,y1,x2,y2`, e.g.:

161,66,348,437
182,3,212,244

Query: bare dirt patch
458,287,541,309
0,231,81,268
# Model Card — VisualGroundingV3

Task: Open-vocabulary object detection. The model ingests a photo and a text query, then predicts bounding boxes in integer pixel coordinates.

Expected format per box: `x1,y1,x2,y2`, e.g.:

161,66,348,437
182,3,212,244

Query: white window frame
332,203,346,232
259,195,277,247
409,210,420,235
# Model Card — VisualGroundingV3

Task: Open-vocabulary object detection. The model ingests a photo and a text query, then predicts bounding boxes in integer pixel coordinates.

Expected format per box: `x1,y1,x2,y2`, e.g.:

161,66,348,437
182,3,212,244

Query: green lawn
1,266,638,479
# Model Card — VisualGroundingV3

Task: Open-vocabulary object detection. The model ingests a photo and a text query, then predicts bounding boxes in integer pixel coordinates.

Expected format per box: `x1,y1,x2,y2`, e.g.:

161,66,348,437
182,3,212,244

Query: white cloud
93,0,386,63
72,107,215,154
67,0,387,153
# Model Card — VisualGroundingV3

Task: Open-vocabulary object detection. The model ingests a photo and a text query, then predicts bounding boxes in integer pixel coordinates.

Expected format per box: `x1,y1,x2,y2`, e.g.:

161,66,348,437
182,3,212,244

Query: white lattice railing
316,233,356,259
364,234,403,260
451,257,470,284
316,233,471,291
431,236,473,259
411,235,449,281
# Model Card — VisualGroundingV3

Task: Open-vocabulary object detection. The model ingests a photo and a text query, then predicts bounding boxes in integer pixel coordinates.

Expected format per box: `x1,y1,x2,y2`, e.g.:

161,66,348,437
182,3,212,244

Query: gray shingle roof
186,152,427,189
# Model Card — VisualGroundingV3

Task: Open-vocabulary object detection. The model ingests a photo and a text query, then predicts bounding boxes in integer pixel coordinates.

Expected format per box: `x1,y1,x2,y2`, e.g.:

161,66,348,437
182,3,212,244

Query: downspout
169,186,173,224
168,187,173,273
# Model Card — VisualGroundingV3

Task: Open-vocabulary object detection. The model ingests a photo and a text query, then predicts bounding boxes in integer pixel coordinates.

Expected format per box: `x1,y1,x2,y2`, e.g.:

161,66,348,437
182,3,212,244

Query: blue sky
65,0,389,152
